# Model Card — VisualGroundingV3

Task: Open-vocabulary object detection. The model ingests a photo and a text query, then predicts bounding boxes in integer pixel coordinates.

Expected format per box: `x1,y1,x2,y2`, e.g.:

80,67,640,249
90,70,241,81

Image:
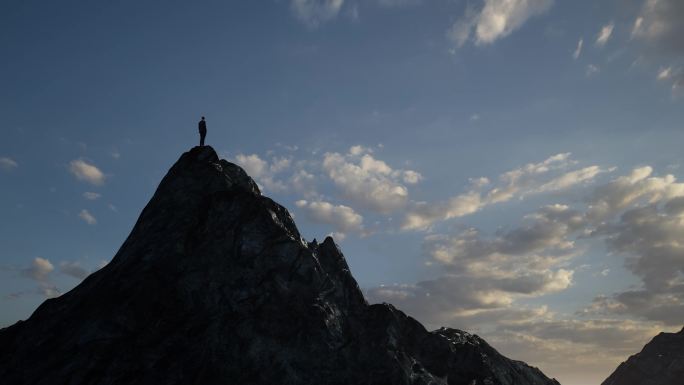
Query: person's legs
200,131,206,146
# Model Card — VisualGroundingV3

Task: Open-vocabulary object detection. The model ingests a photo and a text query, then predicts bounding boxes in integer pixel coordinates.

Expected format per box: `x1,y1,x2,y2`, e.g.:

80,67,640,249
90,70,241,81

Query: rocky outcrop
0,146,560,385
602,327,684,385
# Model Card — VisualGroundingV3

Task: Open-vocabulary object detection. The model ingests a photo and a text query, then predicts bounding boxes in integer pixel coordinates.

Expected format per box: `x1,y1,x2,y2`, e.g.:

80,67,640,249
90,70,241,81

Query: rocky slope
602,327,684,385
0,146,560,385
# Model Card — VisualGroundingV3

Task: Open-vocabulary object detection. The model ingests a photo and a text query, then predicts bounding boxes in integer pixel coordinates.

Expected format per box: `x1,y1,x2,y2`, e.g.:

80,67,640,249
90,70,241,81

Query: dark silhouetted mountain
602,326,684,385
0,146,561,385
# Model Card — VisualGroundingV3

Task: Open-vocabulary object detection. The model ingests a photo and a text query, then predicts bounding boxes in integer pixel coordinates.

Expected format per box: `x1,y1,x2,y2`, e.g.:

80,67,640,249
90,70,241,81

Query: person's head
201,116,205,120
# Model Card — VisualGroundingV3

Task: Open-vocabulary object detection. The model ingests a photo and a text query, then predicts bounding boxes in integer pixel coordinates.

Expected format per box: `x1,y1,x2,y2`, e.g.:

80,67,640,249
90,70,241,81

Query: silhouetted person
198,116,207,146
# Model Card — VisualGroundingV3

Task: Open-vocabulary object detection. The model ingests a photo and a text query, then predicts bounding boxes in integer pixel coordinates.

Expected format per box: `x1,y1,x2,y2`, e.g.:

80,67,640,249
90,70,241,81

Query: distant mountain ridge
602,327,684,385
0,146,560,385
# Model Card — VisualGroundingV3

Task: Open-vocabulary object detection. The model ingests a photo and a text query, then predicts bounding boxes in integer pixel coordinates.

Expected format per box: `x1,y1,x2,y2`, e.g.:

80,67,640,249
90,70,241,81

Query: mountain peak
603,327,684,385
0,147,560,385
172,145,261,195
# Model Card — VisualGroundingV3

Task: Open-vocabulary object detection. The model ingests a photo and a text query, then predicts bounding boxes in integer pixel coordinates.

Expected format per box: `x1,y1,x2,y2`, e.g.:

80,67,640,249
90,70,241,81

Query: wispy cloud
586,64,600,77
83,192,101,200
59,261,90,280
573,38,583,59
631,0,684,54
78,209,97,225
402,153,607,230
595,22,614,46
0,157,18,171
290,0,344,27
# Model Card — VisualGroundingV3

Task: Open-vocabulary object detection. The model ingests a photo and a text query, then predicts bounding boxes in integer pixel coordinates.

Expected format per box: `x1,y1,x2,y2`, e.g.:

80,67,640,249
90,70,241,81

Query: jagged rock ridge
602,327,684,385
0,146,560,385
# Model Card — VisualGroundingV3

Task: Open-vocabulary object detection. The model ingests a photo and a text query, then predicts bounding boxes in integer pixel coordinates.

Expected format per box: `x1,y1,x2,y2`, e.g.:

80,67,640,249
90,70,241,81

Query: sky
1,0,684,384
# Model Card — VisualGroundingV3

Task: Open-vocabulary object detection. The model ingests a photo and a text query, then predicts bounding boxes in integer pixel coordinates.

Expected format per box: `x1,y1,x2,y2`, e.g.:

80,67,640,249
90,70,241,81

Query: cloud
78,209,97,225
82,192,101,200
402,170,423,184
486,319,670,384
375,163,684,383
448,0,553,47
0,157,18,171
59,261,90,280
21,257,54,282
595,22,614,46
573,38,583,59
40,286,61,298
585,165,684,221
291,0,344,27
234,153,291,193
5,257,62,299
322,147,419,213
376,0,423,6
533,165,607,193
295,200,363,237
69,159,105,185
631,0,684,54
655,66,684,92
372,203,581,332
402,153,605,230
581,200,684,325
657,66,673,80
586,63,600,77
536,166,684,325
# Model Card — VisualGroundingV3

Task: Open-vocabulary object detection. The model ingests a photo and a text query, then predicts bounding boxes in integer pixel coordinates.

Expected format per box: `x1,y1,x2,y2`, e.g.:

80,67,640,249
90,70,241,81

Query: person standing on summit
198,116,207,146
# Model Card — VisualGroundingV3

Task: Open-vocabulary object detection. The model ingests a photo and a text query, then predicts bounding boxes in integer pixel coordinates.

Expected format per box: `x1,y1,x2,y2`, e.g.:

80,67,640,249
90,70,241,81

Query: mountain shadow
0,146,561,385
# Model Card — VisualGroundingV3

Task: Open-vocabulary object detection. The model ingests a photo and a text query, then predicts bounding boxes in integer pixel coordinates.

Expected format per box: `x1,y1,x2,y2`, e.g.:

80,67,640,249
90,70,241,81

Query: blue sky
2,1,684,384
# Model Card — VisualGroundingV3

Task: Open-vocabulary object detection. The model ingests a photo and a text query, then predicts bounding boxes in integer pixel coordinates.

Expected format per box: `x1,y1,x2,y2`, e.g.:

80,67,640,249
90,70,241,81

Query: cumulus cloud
585,166,684,221
371,203,581,334
402,170,423,184
402,153,604,230
375,162,684,383
295,199,363,237
69,159,105,185
322,147,420,213
78,209,97,225
582,201,684,325
21,257,54,282
448,0,553,47
291,0,344,27
234,153,292,193
5,257,62,299
0,157,18,171
595,22,614,46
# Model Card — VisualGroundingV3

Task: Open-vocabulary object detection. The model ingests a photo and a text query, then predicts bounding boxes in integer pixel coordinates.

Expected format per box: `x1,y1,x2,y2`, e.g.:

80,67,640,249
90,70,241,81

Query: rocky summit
0,146,561,385
602,327,684,385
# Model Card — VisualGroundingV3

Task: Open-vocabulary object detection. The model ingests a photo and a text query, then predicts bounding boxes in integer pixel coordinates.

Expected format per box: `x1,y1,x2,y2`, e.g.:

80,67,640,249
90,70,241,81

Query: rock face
602,327,684,385
0,146,561,385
